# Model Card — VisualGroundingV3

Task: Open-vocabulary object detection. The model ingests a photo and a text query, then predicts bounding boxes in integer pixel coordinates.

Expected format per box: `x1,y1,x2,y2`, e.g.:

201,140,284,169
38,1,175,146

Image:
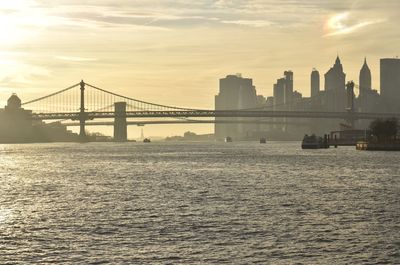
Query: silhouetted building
284,71,293,107
324,56,346,112
0,94,79,143
359,58,372,95
215,74,257,140
0,94,33,142
6,94,22,110
272,71,296,132
292,91,302,102
273,71,295,109
212,56,389,140
273,78,285,108
380,58,400,112
273,77,285,131
356,58,376,115
311,68,320,98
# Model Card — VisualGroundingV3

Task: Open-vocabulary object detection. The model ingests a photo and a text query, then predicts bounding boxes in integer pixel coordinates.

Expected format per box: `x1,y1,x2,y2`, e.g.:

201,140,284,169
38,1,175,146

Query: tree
369,118,398,142
183,131,196,138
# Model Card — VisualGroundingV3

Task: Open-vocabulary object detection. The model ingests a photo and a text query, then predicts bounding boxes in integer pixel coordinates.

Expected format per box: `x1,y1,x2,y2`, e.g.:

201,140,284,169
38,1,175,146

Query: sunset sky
0,0,399,137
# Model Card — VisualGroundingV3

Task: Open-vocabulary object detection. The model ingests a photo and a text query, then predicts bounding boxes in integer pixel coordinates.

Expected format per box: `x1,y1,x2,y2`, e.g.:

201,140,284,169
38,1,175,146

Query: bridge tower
114,102,127,141
79,80,87,140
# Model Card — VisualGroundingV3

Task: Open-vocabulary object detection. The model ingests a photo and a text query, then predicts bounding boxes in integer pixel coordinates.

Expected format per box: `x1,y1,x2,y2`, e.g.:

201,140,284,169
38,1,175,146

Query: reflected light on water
0,208,12,223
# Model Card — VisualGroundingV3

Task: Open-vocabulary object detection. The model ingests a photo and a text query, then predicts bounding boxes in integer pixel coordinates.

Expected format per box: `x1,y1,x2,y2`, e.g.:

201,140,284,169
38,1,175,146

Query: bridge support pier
79,119,86,140
114,102,127,142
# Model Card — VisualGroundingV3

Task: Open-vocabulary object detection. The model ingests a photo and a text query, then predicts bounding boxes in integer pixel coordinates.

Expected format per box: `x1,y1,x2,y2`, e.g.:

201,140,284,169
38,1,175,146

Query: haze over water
1,142,399,264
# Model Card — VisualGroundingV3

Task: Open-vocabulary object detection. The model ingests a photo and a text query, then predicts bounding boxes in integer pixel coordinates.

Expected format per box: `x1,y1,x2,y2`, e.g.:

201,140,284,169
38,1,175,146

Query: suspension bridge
20,80,400,141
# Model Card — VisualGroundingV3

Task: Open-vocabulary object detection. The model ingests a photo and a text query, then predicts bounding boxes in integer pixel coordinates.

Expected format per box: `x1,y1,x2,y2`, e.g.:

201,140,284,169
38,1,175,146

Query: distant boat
143,138,151,143
260,137,266,144
301,134,328,149
356,141,400,151
224,136,232,143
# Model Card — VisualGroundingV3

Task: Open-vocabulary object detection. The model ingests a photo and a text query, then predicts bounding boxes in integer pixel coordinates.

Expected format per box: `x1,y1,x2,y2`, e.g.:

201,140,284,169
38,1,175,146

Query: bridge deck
31,110,400,120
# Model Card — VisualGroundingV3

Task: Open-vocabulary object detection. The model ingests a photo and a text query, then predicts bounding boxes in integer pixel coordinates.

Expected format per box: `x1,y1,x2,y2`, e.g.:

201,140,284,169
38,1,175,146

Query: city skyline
2,54,397,105
1,55,398,138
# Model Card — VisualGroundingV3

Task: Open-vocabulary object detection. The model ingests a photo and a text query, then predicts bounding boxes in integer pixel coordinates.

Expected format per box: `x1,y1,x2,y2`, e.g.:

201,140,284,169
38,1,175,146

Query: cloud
55,56,98,62
221,20,272,27
1,0,394,32
13,1,326,30
324,11,386,37
0,58,50,91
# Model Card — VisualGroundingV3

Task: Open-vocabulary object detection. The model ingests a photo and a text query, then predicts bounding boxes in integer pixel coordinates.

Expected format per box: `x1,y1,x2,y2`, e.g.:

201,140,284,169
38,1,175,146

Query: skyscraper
273,71,294,132
273,78,285,108
359,58,372,95
214,74,257,140
380,58,400,112
273,71,294,108
324,56,346,112
311,68,320,98
357,58,372,113
283,71,293,107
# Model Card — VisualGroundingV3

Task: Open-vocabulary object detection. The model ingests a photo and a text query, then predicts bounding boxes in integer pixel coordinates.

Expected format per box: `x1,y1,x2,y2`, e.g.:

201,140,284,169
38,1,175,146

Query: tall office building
214,74,257,140
324,56,346,112
358,58,372,113
272,71,294,132
283,71,293,107
273,71,294,108
311,68,320,98
273,78,285,109
380,58,400,112
359,58,372,94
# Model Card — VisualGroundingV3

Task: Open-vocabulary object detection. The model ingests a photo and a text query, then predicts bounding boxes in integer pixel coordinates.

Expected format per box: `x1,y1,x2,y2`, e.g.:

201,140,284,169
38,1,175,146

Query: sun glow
324,12,385,37
0,0,54,45
326,12,350,31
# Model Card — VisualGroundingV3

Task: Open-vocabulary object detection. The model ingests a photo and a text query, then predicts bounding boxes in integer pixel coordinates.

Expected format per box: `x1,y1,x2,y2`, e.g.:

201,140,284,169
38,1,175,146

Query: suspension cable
85,83,203,111
21,82,81,106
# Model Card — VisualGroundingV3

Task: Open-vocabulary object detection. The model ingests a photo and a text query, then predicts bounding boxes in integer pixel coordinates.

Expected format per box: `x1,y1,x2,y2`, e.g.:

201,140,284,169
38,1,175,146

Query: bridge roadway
32,110,400,120
59,119,309,126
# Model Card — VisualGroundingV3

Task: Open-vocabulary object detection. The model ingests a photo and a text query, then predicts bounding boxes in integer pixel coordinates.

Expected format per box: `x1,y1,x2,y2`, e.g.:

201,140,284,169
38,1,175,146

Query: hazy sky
0,0,399,136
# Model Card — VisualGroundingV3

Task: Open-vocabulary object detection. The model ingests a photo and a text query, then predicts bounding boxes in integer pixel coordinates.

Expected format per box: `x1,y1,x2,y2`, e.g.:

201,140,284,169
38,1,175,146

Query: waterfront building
0,94,33,142
214,74,257,140
380,58,400,112
0,94,79,143
272,71,296,132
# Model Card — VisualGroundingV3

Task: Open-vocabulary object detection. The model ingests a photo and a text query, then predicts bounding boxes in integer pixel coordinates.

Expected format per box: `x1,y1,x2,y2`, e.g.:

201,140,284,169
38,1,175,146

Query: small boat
260,137,266,144
224,136,232,143
356,141,400,151
301,134,328,149
143,138,151,143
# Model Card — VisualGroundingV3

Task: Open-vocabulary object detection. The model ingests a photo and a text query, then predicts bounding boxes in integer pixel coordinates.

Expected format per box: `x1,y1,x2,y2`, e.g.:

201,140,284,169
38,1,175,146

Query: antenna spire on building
335,54,341,64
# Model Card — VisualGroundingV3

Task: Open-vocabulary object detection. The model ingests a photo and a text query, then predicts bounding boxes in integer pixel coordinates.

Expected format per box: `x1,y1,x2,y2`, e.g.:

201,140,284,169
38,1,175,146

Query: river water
0,142,399,264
